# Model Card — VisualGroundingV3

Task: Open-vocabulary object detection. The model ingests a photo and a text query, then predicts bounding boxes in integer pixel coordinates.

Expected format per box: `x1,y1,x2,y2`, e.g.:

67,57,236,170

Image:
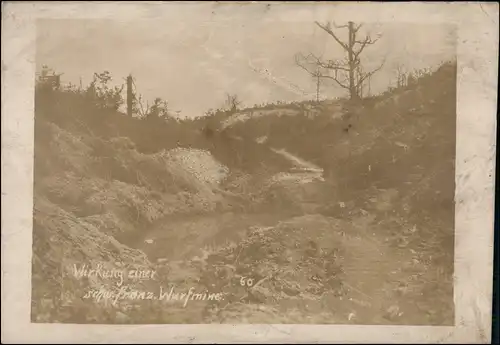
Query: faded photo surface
32,15,457,325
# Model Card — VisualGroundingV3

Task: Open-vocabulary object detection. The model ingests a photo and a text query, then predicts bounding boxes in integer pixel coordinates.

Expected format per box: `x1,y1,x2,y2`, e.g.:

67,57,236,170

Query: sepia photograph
2,1,497,343
32,13,457,326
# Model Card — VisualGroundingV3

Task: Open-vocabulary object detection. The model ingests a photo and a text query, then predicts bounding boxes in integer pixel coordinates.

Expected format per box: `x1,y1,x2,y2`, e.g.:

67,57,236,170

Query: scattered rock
384,305,402,321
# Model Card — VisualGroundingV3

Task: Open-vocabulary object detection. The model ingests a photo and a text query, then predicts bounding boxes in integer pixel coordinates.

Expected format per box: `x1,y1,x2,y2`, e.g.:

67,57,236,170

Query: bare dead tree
308,20,385,101
395,63,407,88
225,93,241,112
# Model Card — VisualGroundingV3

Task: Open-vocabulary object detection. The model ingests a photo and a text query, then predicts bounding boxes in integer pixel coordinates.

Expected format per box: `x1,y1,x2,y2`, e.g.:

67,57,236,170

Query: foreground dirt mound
195,215,347,321
31,195,156,322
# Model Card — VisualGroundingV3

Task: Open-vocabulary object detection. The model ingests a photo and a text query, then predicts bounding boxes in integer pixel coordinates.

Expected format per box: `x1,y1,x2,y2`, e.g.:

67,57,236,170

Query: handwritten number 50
240,276,254,287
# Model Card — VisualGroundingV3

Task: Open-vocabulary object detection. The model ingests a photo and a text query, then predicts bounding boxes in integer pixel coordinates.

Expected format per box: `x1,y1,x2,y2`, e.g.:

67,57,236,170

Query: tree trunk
347,22,359,101
127,75,133,117
316,73,320,103
368,74,372,97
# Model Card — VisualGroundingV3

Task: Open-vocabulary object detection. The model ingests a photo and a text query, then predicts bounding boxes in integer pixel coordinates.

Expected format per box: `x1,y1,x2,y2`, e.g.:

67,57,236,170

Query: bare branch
353,35,380,60
315,57,349,71
298,52,351,72
321,74,351,90
332,21,350,29
295,52,351,78
314,21,349,51
295,52,322,77
352,23,363,34
355,57,386,88
353,36,380,47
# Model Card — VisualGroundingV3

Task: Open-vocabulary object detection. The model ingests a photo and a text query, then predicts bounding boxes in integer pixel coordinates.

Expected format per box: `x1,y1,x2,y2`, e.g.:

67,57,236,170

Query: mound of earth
194,215,346,321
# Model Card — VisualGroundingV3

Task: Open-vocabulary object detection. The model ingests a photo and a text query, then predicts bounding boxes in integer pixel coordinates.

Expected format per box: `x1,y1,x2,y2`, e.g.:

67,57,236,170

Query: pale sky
36,5,456,119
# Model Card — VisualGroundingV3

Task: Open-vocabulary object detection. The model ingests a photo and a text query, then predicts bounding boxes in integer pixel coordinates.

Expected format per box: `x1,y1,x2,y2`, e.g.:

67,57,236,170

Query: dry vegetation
32,61,456,324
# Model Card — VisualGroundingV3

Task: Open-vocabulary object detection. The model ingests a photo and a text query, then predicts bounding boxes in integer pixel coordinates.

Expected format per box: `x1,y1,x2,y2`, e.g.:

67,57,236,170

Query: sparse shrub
85,71,124,111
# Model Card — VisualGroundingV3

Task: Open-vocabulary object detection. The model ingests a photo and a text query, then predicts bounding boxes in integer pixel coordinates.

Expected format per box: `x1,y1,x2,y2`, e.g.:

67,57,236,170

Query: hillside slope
222,61,456,223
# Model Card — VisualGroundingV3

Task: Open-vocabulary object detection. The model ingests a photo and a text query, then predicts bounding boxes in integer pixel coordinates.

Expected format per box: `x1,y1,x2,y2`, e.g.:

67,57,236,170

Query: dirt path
270,147,323,173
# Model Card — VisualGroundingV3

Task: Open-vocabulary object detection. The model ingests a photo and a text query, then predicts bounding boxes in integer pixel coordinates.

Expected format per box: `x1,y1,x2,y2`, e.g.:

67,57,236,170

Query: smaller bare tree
295,53,327,103
225,93,242,112
395,63,407,88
